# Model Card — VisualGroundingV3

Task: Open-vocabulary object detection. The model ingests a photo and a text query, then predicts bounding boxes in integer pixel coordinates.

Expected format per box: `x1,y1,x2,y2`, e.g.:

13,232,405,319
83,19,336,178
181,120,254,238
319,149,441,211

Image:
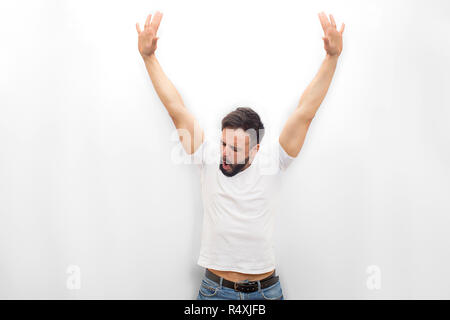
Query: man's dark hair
221,107,265,147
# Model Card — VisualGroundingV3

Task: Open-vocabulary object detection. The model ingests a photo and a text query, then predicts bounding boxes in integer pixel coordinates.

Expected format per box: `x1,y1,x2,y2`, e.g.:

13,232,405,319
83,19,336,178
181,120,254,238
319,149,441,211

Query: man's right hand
136,11,163,59
137,10,204,156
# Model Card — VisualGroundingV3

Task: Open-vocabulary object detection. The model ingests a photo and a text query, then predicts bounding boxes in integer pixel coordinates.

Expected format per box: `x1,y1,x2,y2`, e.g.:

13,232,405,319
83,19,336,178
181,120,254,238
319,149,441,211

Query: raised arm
136,11,204,155
279,12,345,157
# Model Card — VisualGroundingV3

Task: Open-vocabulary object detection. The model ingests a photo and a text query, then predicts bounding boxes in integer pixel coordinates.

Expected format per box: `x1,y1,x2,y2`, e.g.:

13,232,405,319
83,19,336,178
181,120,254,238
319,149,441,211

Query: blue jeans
196,273,285,300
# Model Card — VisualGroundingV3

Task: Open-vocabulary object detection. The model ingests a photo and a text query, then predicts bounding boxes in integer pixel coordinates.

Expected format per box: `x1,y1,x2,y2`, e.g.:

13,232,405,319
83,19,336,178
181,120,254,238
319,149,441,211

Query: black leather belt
205,268,279,293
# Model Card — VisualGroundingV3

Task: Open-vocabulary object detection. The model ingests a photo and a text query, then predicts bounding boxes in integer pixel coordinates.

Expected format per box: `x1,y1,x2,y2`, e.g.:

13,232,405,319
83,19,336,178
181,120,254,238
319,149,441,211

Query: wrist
142,53,157,63
325,53,340,60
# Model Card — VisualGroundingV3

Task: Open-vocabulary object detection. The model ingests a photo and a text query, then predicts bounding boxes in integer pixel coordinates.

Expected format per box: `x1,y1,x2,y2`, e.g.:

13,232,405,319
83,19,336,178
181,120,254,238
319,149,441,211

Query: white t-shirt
181,136,295,274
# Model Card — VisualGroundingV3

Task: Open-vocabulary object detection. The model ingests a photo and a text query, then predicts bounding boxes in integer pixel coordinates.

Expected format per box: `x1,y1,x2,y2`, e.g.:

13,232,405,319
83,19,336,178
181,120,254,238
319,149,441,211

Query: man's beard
219,156,250,177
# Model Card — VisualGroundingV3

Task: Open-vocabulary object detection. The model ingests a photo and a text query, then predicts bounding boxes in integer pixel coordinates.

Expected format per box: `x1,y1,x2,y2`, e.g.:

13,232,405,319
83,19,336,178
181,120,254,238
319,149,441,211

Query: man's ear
251,144,260,158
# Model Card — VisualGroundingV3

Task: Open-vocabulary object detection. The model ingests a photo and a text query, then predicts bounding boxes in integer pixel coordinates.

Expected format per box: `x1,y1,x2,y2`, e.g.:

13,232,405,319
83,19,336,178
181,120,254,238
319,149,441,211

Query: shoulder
256,138,296,174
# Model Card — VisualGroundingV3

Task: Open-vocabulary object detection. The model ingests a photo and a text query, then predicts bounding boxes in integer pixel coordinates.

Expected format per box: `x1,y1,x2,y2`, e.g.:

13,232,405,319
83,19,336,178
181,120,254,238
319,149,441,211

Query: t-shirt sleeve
278,140,296,171
177,138,207,169
258,138,296,175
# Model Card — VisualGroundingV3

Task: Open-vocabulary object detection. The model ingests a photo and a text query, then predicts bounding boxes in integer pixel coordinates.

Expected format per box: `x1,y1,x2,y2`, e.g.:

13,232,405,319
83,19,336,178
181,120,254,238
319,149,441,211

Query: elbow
295,108,316,123
167,104,187,123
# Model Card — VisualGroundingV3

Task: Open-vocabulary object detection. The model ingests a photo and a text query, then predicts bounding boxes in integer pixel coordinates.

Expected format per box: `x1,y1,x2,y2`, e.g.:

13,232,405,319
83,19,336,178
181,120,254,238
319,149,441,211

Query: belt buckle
234,281,258,293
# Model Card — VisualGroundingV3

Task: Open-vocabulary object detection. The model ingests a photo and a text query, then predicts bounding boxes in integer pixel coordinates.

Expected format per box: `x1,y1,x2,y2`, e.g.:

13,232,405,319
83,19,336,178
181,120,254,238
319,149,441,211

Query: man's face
219,128,258,177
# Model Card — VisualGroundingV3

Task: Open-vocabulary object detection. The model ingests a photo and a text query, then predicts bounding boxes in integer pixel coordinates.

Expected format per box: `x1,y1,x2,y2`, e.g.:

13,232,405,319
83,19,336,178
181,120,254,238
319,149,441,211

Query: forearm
142,54,185,118
297,54,339,119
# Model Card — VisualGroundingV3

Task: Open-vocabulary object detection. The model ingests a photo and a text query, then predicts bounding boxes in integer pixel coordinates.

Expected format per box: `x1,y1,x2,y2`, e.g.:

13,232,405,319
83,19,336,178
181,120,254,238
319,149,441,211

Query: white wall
1,0,449,299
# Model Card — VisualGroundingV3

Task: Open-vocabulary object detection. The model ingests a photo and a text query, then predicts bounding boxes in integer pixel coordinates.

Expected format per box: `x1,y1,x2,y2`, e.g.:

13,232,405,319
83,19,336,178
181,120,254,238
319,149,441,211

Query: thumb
153,37,160,49
322,36,329,46
136,22,141,34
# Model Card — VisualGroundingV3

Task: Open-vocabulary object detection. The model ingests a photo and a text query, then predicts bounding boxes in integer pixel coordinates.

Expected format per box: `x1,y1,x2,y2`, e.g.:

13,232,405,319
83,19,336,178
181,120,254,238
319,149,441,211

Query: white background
1,0,449,299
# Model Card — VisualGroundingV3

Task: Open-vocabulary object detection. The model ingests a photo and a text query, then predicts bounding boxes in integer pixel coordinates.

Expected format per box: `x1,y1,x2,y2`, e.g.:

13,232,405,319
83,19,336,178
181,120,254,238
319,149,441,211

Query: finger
318,12,330,32
322,36,330,47
136,22,142,34
151,11,163,32
318,12,327,32
339,23,345,35
329,14,336,29
145,14,152,29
